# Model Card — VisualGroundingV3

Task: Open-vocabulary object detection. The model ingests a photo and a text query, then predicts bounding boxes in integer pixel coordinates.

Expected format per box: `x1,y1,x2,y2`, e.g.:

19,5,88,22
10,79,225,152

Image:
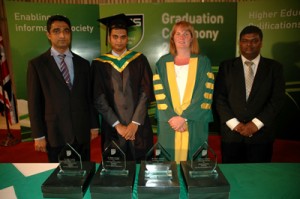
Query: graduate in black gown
91,14,154,162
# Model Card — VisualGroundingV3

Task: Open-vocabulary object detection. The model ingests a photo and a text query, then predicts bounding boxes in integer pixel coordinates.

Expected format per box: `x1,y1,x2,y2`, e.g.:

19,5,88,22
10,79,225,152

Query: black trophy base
180,161,230,199
41,162,96,198
90,161,136,199
138,161,180,199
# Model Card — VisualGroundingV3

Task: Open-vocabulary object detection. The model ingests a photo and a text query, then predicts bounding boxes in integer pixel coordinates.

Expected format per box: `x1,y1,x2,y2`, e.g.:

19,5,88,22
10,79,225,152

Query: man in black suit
213,25,285,163
27,15,99,162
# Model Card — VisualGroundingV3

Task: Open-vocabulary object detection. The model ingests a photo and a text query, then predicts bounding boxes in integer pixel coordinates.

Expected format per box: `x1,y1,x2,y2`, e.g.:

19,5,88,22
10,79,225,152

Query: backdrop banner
4,0,300,140
99,2,237,72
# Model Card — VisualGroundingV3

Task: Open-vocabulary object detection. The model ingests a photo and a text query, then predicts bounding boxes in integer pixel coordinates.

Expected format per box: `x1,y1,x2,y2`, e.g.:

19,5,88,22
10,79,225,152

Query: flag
0,30,18,125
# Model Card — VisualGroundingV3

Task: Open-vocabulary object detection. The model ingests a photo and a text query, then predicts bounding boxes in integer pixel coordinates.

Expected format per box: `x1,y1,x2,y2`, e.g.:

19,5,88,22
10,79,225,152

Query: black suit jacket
27,49,98,147
213,56,285,143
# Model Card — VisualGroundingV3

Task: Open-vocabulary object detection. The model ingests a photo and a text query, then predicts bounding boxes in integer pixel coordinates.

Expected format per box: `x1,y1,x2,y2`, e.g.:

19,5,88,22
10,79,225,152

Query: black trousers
221,141,273,163
47,139,90,163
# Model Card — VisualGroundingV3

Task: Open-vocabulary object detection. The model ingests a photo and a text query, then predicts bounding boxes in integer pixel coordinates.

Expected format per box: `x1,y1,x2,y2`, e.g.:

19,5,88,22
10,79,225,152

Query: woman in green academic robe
153,21,214,163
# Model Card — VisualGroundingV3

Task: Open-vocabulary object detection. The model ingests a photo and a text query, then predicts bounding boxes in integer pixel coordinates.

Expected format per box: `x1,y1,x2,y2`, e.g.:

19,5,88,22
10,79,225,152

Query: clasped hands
234,121,258,137
168,116,187,132
115,122,138,140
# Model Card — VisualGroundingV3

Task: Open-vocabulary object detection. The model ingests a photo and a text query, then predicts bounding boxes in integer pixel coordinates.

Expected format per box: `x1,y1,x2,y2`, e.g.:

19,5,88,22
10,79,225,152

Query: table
1,163,300,199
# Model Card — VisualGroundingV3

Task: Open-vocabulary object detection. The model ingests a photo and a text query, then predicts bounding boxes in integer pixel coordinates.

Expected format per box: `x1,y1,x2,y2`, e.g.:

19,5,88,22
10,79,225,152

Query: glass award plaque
188,141,218,178
90,140,135,198
144,142,172,180
100,140,128,176
57,143,86,177
138,142,180,198
180,142,230,199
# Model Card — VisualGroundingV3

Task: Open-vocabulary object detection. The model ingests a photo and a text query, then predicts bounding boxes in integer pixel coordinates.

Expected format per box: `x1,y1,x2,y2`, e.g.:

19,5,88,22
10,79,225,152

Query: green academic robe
153,53,214,160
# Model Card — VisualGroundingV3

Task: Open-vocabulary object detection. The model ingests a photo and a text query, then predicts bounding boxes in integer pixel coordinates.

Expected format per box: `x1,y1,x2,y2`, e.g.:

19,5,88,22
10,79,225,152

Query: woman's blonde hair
169,21,199,56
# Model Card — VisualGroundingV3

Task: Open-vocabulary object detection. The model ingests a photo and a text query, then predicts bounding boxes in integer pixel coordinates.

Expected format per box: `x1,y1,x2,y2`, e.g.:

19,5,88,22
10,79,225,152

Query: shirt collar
112,49,127,57
50,47,73,58
241,54,260,66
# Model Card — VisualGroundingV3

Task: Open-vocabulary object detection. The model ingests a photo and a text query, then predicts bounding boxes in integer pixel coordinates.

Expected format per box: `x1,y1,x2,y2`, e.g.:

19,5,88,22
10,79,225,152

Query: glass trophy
188,141,218,178
100,140,128,176
144,142,172,180
57,143,86,177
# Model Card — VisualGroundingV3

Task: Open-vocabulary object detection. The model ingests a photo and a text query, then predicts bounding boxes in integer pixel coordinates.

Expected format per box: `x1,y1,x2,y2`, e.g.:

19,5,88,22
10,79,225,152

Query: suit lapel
72,54,79,90
46,51,63,82
248,57,268,102
235,58,247,101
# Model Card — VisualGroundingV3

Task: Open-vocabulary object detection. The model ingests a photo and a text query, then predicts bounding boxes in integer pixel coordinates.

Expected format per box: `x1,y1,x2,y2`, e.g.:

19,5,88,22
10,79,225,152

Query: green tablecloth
1,163,300,199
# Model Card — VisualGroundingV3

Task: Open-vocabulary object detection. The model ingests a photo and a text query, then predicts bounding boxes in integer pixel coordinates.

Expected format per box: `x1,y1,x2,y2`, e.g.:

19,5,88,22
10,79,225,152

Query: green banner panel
99,3,237,71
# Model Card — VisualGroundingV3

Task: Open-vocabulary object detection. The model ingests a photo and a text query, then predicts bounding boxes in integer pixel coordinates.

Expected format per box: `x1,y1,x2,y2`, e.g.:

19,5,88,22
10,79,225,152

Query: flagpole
0,53,20,146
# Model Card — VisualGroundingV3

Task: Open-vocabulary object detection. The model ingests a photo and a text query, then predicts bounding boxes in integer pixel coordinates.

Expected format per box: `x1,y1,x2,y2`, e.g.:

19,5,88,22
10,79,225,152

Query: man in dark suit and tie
213,25,285,163
27,15,99,162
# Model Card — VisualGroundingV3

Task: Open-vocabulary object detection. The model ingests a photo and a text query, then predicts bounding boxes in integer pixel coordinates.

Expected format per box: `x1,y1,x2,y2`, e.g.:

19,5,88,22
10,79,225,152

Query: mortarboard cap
98,13,135,31
97,13,136,45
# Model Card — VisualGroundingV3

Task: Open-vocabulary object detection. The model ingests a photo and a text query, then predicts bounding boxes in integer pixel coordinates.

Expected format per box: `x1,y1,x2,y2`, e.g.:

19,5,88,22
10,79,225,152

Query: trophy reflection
188,141,218,178
138,142,180,198
144,142,172,180
180,142,230,198
41,143,96,198
57,143,86,177
100,140,128,176
90,140,135,199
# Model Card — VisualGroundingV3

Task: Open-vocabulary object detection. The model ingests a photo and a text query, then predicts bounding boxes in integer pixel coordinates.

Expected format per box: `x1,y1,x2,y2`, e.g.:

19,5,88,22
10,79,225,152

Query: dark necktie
58,54,72,90
244,61,254,100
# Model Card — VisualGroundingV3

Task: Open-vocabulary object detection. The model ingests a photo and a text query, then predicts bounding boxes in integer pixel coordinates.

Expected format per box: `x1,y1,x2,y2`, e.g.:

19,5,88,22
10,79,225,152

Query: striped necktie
244,61,254,100
58,54,72,90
